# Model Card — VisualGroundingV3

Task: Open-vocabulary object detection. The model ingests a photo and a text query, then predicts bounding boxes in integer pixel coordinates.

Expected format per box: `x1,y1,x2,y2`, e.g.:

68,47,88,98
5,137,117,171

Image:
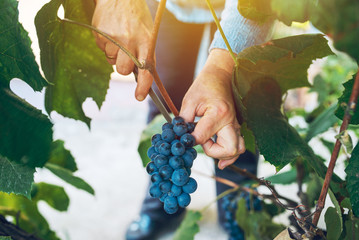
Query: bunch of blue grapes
221,191,262,240
146,116,198,214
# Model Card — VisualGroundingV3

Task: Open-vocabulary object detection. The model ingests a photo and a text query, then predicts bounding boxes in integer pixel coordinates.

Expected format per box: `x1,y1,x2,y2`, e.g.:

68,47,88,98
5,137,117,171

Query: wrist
202,49,235,82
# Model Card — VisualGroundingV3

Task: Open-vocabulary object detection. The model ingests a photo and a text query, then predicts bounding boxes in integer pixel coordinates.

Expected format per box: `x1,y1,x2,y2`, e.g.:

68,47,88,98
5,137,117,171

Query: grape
171,142,186,156
180,133,196,148
182,151,194,168
164,196,178,209
151,134,162,145
159,181,172,193
154,140,165,152
171,184,182,197
169,156,184,169
220,190,261,239
147,146,157,159
159,165,174,180
177,193,191,208
173,122,188,136
162,122,174,130
146,116,198,214
154,154,168,168
172,116,185,125
171,168,189,186
164,204,178,214
182,177,197,194
149,184,162,198
146,161,158,175
162,129,176,143
151,172,162,183
158,142,171,156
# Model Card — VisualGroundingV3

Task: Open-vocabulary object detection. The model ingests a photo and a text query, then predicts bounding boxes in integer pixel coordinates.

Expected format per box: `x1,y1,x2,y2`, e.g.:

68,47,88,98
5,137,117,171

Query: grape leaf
0,156,35,199
35,0,113,126
0,237,12,240
48,140,77,172
45,163,95,195
0,87,53,168
238,0,359,62
237,0,273,23
325,207,342,240
173,210,201,240
0,0,47,90
345,143,359,217
236,198,284,239
336,75,359,125
234,34,333,97
0,192,60,240
242,78,346,186
306,174,323,208
32,182,69,212
265,168,297,185
305,104,339,142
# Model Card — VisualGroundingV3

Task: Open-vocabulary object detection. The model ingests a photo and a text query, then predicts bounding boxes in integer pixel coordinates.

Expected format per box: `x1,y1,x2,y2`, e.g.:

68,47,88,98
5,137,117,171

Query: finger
217,136,245,169
179,99,197,123
134,44,152,101
201,124,245,160
135,69,153,101
115,44,135,76
94,34,106,51
191,110,222,145
104,42,119,65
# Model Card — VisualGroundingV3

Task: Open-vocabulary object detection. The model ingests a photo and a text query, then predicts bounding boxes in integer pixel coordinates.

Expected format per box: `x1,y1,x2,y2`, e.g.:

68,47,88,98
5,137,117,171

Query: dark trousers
141,0,258,225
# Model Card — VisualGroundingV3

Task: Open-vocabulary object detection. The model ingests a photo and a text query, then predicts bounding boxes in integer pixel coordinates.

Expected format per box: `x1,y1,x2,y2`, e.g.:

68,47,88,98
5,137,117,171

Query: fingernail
136,94,145,101
218,160,227,170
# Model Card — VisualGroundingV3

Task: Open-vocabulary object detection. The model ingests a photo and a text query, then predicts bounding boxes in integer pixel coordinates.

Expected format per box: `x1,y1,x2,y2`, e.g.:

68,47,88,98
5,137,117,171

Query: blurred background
12,0,349,239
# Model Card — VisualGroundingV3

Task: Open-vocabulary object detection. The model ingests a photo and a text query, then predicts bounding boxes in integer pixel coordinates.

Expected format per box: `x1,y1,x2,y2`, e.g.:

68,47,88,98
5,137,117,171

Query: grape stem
312,69,359,226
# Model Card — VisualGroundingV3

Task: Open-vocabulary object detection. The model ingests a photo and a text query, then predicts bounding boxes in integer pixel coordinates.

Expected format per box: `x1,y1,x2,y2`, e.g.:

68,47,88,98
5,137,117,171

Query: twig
61,18,143,68
312,70,359,226
61,17,179,116
147,0,166,62
205,0,239,67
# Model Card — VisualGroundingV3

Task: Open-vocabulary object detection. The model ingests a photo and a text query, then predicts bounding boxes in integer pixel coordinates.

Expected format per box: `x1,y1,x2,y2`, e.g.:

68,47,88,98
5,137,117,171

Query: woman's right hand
92,0,154,101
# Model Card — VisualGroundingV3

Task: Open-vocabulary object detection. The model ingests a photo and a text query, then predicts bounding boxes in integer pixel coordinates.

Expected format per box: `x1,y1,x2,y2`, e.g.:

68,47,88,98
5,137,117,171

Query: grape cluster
221,191,262,240
146,116,198,214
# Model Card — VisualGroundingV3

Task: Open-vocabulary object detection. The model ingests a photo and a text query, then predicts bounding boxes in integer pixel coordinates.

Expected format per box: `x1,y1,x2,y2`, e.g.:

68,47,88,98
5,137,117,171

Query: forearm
209,0,274,54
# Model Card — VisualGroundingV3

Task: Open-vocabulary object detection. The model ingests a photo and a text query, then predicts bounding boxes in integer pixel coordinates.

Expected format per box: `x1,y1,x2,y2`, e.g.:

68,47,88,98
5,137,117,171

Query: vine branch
205,0,239,67
312,69,359,226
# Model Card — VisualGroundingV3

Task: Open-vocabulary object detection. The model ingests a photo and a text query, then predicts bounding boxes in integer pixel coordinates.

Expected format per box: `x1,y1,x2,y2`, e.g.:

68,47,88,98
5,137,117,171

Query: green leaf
0,0,47,90
241,78,345,192
305,104,339,142
329,189,343,229
341,217,359,240
0,87,53,168
325,207,342,240
35,0,113,126
48,140,77,172
336,75,359,124
173,210,202,240
0,193,60,240
234,34,333,97
306,173,323,208
270,0,312,26
0,155,35,199
320,137,335,154
32,182,69,212
45,163,95,195
241,122,256,154
345,143,359,216
138,115,167,167
265,168,297,185
0,237,13,240
237,0,273,23
236,198,284,239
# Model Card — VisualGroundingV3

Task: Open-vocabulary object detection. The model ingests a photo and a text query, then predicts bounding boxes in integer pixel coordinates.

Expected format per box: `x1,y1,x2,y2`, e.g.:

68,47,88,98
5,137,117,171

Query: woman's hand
180,49,245,169
92,0,154,101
